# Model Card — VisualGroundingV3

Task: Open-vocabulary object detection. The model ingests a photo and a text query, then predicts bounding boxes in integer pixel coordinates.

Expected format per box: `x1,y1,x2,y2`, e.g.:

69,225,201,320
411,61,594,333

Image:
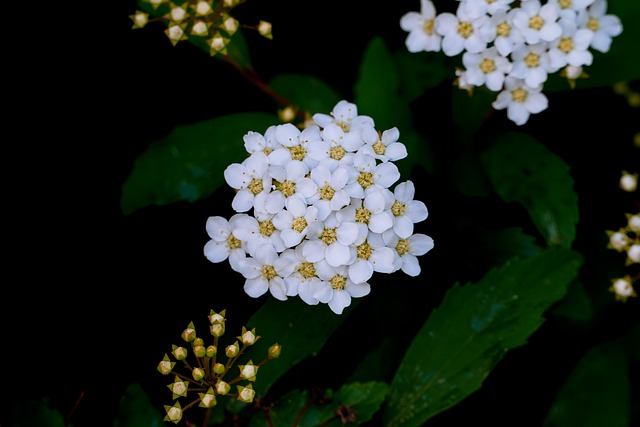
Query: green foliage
480,132,580,248
249,381,388,427
544,342,631,427
120,112,277,214
8,398,69,427
354,36,435,175
242,298,359,396
268,73,342,116
383,247,584,427
113,383,165,427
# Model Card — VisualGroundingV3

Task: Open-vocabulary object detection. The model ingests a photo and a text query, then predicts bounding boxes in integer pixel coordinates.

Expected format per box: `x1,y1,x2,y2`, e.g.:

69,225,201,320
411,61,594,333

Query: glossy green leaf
451,87,495,142
355,36,435,175
468,226,542,266
394,50,450,103
120,112,277,214
241,298,358,397
480,131,579,248
134,0,253,70
331,381,389,424
552,280,594,323
113,383,165,427
383,248,584,427
268,73,342,116
544,342,631,427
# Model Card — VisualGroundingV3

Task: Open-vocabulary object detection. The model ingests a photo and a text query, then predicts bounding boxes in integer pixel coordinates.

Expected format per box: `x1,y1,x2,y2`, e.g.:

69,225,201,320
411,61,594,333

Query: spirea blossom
205,100,434,314
399,0,622,125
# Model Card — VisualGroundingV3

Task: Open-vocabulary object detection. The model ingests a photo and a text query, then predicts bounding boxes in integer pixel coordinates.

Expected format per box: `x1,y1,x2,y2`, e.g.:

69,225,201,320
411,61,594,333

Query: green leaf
113,383,165,427
242,298,357,397
120,112,277,214
354,36,435,175
134,0,253,70
383,248,584,427
544,342,631,427
394,50,450,103
332,381,389,424
479,131,579,248
451,87,495,142
268,73,342,115
469,227,542,266
552,280,594,323
9,397,68,427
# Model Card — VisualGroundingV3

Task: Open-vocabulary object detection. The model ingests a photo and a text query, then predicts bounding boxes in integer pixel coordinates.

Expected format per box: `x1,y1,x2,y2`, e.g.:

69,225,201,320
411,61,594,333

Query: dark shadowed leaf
355,36,435,175
120,113,277,214
9,398,68,427
113,383,164,427
268,74,342,116
480,131,579,248
544,342,631,427
383,248,583,427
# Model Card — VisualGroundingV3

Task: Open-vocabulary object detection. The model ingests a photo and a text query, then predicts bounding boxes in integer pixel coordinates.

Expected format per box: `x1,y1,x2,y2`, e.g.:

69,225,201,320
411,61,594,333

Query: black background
5,1,639,426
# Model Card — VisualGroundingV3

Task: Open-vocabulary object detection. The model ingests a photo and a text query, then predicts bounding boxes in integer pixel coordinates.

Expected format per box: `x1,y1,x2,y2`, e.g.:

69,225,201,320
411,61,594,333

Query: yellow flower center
261,265,277,280
292,217,308,232
330,146,346,160
275,180,296,198
248,178,264,195
298,261,316,278
227,234,242,249
559,0,572,9
330,274,347,290
423,19,435,35
259,220,276,237
357,241,373,261
480,58,496,73
336,120,350,132
372,140,386,155
289,145,306,161
320,227,337,245
355,206,371,224
511,87,528,103
587,17,600,32
558,37,574,53
396,238,410,256
458,21,474,38
357,171,374,189
391,200,405,217
320,184,335,200
497,21,511,37
529,15,544,31
524,52,540,68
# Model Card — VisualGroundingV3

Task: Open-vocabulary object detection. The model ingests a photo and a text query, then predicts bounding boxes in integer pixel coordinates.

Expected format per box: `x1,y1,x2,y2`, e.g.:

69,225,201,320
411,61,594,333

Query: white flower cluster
204,100,434,314
400,0,623,125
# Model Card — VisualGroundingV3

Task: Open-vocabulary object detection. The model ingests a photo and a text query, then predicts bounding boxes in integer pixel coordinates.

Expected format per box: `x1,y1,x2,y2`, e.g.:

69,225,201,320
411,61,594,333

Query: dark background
5,1,639,426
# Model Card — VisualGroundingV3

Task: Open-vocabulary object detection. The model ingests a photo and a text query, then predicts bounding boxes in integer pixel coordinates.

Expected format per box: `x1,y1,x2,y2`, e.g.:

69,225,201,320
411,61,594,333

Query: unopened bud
258,21,272,39
199,388,217,407
210,322,225,337
620,172,638,192
194,345,206,358
239,327,258,345
236,384,255,403
225,341,240,357
168,376,189,398
157,355,175,375
239,361,258,380
182,323,197,342
206,345,217,357
213,362,226,374
192,367,205,381
215,380,230,395
130,11,149,29
268,343,282,359
172,345,188,361
163,403,183,424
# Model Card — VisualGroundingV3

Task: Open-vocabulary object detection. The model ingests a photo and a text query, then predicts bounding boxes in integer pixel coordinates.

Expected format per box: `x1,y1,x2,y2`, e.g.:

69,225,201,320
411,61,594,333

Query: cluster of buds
204,100,434,315
158,309,281,424
130,0,272,55
400,0,622,125
606,171,639,302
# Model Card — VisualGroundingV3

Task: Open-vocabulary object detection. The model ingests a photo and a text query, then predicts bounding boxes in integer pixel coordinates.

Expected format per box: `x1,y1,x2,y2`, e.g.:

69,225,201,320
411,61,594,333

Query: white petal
244,278,269,298
410,234,435,255
204,240,229,263
224,163,248,189
393,215,415,239
231,189,254,213
347,282,371,298
369,212,394,233
349,259,373,284
370,247,396,273
328,291,351,315
337,222,359,245
269,278,288,301
401,254,421,276
407,200,429,222
325,243,351,267
374,163,400,188
302,240,326,263
205,216,229,240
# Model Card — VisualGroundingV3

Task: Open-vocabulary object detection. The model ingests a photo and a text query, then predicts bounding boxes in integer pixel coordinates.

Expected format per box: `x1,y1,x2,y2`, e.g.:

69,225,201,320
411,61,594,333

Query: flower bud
236,384,255,403
239,361,258,381
209,309,226,324
157,355,175,375
193,345,206,358
608,230,629,251
627,214,640,233
194,0,212,16
268,343,282,359
225,341,240,358
620,172,638,192
258,21,272,39
213,362,226,375
163,403,183,424
215,380,230,395
610,276,637,302
130,11,149,29
627,244,640,264
192,367,205,381
199,387,217,408
168,376,189,398
206,345,217,358
210,322,225,337
171,345,188,361
182,323,197,342
238,327,258,345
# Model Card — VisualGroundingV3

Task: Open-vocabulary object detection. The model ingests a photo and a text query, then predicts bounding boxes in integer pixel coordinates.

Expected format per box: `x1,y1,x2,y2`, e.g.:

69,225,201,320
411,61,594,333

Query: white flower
492,76,549,125
344,152,401,199
627,244,640,264
276,244,325,304
243,125,280,156
313,262,371,315
435,3,495,56
548,0,596,20
627,214,640,233
577,0,622,53
337,190,394,236
547,17,594,70
268,123,320,170
223,151,271,213
203,214,247,271
399,0,442,53
508,42,556,88
512,0,563,45
348,233,396,284
489,9,526,57
383,231,435,277
256,159,312,214
236,244,292,301
307,123,362,172
462,0,515,19
303,212,359,267
361,125,408,163
610,276,637,302
272,196,318,248
462,46,512,91
302,164,352,221
387,181,429,239
312,100,374,133
230,213,286,257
